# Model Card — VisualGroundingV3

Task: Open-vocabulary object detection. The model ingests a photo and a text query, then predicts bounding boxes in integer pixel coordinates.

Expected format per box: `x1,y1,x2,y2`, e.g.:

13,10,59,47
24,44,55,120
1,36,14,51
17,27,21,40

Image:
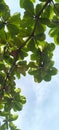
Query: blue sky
4,0,59,130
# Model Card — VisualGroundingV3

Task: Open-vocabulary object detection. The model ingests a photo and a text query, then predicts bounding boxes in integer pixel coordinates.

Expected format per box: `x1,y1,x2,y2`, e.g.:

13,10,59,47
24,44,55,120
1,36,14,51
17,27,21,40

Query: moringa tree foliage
0,0,59,129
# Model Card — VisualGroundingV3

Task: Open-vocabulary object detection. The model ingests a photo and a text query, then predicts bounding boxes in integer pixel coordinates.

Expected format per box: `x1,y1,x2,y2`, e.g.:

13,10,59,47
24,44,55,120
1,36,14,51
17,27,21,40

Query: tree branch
32,0,52,35
5,0,52,85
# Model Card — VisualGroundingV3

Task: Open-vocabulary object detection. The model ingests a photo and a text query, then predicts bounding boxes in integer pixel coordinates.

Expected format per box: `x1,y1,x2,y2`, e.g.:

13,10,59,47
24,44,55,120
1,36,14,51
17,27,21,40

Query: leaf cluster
0,0,59,129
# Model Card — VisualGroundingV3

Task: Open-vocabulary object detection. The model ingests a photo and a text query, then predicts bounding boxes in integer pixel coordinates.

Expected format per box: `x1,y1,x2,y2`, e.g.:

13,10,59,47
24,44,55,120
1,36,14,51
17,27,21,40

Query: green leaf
0,71,6,85
39,18,51,26
35,23,45,35
4,92,12,99
15,70,20,79
13,102,23,111
35,3,43,15
7,23,19,36
8,13,20,25
0,62,5,70
49,67,58,75
28,62,38,68
0,111,10,116
19,50,28,59
9,114,18,121
3,54,14,66
44,74,51,81
54,33,59,45
49,28,58,37
0,21,4,29
0,104,3,109
12,35,24,48
14,88,21,93
45,43,55,51
0,1,7,13
0,0,10,20
0,29,6,45
16,61,28,76
54,3,59,16
42,5,53,19
20,0,24,8
9,122,20,130
20,0,34,15
35,33,45,41
27,38,36,52
0,123,7,130
20,96,26,104
28,69,43,83
21,10,34,28
30,0,35,2
55,0,59,2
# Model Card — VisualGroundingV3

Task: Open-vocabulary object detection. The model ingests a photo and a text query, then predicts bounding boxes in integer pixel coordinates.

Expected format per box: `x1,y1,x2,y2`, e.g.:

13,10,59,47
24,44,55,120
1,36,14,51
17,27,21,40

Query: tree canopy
0,0,59,129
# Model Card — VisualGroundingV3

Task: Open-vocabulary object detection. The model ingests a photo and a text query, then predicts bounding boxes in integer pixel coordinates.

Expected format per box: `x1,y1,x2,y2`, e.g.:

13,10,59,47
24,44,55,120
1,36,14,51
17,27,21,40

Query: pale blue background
3,0,59,130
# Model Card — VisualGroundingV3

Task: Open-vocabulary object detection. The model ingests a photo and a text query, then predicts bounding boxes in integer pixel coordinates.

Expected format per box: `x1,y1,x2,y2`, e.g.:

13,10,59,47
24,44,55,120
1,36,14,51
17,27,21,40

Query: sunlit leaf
0,21,4,29
20,96,26,104
55,0,59,2
30,0,35,2
54,33,59,45
14,88,21,93
9,114,18,121
9,122,20,130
